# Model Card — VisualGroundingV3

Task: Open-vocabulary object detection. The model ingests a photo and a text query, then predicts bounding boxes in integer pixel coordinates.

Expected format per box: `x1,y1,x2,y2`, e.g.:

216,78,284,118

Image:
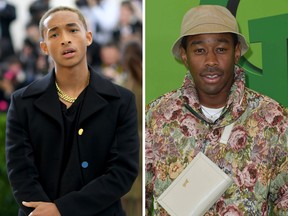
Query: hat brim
171,25,249,61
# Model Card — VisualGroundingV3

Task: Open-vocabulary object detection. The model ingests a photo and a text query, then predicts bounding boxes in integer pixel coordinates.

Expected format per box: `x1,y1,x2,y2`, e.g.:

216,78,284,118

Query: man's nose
61,34,71,45
205,51,218,67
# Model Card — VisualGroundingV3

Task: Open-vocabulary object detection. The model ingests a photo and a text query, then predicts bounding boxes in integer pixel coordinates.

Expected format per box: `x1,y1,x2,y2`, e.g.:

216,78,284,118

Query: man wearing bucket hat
146,5,288,215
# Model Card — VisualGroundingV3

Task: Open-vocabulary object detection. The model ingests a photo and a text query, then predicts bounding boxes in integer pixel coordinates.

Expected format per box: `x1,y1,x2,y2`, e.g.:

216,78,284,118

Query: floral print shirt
145,67,288,216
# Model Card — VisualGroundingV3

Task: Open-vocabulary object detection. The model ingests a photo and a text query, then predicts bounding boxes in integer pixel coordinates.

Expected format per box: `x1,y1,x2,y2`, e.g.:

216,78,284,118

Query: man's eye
71,29,78,33
195,49,205,54
50,34,58,38
217,48,226,53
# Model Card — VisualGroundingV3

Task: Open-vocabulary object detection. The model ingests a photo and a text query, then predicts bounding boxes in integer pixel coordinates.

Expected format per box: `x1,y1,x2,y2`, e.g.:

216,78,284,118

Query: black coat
5,68,139,216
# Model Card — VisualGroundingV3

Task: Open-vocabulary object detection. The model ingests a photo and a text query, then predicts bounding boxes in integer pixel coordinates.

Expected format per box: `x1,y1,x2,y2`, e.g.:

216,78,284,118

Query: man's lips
62,48,76,58
62,48,76,55
205,74,220,79
201,73,222,83
201,67,223,82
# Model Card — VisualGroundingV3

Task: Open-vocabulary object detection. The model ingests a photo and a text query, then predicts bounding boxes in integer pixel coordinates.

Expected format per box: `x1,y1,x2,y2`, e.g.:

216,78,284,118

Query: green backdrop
145,0,288,107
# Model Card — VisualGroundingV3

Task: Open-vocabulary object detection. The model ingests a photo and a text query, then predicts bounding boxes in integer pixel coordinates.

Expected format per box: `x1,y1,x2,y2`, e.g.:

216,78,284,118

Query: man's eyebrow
191,40,203,45
47,23,79,33
217,38,230,43
66,23,79,28
48,26,58,33
191,38,230,45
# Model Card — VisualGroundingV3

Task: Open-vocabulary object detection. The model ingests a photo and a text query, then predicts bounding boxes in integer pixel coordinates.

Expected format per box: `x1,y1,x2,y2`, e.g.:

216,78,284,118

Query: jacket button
78,128,84,135
81,161,89,168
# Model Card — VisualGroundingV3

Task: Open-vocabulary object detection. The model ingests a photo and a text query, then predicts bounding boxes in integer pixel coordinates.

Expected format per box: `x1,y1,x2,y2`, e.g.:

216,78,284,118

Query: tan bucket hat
172,5,249,60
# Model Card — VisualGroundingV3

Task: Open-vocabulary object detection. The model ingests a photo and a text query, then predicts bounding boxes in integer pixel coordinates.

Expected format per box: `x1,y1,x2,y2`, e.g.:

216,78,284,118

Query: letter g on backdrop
197,0,288,106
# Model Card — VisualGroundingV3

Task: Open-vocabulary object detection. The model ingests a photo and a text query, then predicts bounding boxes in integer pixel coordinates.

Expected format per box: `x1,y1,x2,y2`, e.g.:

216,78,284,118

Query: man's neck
54,64,90,99
198,94,228,108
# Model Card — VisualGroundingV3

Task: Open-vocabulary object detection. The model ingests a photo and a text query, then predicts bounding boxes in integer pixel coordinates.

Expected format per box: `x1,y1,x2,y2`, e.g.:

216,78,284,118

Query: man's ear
40,41,49,55
234,42,241,64
180,47,188,68
86,31,93,47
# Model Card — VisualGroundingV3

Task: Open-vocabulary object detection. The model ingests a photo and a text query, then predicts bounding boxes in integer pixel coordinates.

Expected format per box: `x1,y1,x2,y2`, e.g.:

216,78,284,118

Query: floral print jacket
145,67,288,216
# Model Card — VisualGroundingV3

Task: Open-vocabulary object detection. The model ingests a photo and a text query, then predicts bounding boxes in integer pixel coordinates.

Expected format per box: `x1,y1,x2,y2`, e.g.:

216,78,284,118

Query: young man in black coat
5,6,139,216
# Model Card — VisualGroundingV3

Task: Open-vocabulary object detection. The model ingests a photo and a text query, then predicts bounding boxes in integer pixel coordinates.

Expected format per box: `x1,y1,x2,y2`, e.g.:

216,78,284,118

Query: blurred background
0,0,142,215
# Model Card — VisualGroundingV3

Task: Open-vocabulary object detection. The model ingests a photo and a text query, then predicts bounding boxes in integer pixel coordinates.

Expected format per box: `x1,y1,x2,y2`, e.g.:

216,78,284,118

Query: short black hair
39,6,88,39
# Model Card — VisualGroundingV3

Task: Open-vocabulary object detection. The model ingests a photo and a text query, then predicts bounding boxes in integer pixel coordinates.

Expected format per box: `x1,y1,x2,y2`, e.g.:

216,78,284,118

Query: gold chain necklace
55,75,90,103
55,81,77,103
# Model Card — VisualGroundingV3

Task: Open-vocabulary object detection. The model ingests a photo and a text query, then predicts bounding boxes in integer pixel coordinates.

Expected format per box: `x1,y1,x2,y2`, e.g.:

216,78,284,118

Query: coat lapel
22,71,63,127
78,69,120,124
